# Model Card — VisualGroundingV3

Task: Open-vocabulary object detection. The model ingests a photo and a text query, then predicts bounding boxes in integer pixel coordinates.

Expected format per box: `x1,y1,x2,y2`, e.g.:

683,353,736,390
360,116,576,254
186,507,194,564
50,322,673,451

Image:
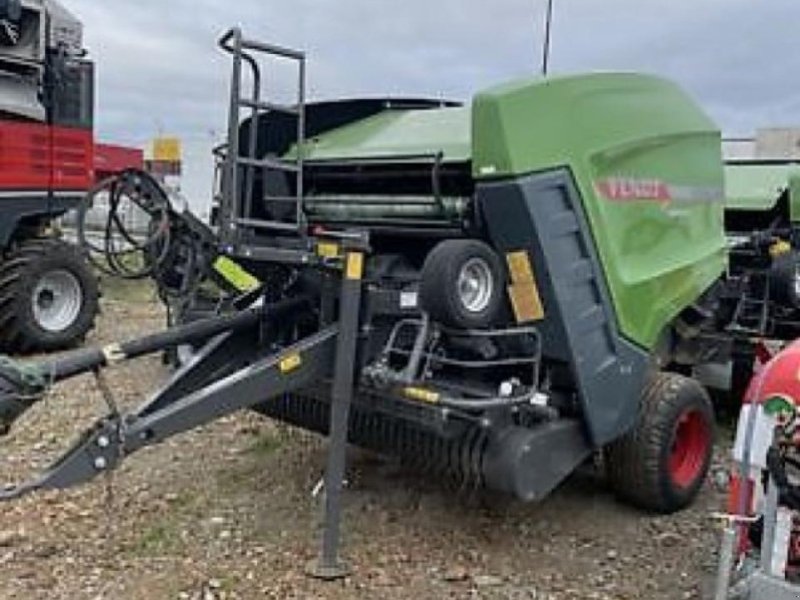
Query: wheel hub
32,270,84,333
668,409,711,489
457,258,494,314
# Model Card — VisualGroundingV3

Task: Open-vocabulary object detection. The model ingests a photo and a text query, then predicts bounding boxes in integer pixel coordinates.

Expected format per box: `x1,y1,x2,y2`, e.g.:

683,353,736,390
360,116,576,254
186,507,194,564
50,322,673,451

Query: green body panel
472,74,726,350
299,106,471,163
793,175,800,220
291,74,726,350
725,163,800,221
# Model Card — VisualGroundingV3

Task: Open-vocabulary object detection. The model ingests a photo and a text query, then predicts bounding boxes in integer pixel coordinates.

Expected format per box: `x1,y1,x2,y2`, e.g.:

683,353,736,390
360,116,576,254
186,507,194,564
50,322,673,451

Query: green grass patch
126,492,203,557
218,432,285,492
245,431,284,457
131,520,183,556
98,274,158,304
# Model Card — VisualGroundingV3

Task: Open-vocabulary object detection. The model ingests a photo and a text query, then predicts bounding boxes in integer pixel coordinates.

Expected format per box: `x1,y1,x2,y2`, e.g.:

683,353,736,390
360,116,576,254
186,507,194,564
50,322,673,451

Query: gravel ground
0,296,731,599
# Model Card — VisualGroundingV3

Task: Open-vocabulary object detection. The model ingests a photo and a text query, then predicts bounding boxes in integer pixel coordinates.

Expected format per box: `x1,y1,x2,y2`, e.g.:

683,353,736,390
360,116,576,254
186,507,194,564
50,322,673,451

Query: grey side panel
477,170,649,447
0,1,45,67
0,76,44,120
46,0,84,53
482,421,592,502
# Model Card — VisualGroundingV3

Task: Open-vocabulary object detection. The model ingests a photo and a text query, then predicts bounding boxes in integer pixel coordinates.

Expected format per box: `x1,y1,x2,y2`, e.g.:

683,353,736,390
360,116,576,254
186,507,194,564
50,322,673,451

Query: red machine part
670,408,713,489
743,339,800,408
0,120,94,192
730,339,800,569
94,143,144,183
793,520,800,563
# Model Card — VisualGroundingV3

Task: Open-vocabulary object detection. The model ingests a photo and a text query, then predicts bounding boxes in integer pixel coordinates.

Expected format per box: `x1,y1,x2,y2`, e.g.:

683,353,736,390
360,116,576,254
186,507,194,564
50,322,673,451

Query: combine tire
0,238,99,353
770,251,800,310
419,239,506,329
606,372,714,514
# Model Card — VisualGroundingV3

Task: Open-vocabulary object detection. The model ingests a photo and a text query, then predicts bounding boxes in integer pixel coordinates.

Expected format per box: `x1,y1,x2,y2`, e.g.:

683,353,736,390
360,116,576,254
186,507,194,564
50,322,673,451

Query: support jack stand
307,251,364,581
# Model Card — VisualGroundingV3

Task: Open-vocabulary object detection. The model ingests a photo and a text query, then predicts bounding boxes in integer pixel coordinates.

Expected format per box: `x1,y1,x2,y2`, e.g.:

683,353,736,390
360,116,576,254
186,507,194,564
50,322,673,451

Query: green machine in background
726,162,800,220
724,161,800,333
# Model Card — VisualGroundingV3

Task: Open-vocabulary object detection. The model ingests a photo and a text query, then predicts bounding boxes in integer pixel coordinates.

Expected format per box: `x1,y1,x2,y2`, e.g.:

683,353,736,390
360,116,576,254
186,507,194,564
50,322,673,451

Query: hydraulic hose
78,169,219,302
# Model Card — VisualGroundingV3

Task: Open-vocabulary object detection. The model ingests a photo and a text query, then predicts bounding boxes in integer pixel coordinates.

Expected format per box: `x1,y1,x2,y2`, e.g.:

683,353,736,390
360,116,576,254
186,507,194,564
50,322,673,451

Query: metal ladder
218,28,306,236
730,272,771,335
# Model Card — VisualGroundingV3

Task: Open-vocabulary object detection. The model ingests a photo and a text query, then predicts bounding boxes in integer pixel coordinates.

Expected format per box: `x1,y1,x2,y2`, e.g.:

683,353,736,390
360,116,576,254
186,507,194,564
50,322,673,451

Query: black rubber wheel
0,238,99,353
605,372,714,514
419,239,506,329
770,251,800,310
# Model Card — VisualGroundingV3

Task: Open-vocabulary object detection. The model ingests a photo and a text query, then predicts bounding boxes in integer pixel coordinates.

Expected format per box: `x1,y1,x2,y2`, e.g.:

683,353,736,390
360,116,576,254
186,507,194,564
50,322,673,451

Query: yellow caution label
506,250,536,284
279,353,303,374
213,257,262,292
317,242,340,259
403,387,441,405
345,252,365,281
505,251,545,322
770,239,792,258
508,283,545,323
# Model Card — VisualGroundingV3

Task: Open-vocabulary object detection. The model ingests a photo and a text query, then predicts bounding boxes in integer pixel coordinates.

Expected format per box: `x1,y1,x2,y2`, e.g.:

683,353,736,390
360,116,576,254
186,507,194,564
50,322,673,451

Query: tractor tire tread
0,238,99,353
606,372,714,514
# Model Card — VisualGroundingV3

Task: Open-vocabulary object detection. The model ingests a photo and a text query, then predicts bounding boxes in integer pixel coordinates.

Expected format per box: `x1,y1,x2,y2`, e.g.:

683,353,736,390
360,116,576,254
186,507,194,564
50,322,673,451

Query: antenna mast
542,0,554,76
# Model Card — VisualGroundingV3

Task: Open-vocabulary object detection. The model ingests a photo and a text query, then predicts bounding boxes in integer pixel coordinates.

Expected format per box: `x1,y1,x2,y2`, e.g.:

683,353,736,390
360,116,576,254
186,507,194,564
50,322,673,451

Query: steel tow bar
0,296,319,500
0,325,338,501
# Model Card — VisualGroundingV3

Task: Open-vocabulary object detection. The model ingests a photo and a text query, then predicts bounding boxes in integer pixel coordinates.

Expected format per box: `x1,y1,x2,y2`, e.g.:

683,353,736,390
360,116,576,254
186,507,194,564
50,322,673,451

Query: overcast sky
70,0,800,143
67,0,799,207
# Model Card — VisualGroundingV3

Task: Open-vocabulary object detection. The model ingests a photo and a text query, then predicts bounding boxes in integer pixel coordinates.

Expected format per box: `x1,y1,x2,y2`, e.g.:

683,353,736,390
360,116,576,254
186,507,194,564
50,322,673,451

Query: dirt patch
0,297,729,599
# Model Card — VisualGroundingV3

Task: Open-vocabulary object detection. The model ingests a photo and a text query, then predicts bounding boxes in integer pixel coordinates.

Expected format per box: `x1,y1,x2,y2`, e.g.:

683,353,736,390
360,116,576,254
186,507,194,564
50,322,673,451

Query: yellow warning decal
213,257,262,292
770,240,792,258
316,242,340,259
508,283,545,323
403,387,441,405
279,353,303,374
507,250,536,283
345,252,365,281
505,251,545,323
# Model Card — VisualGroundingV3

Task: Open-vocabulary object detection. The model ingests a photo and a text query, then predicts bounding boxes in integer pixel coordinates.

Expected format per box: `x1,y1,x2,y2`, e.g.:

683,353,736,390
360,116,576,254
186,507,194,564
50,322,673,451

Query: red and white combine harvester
0,0,145,352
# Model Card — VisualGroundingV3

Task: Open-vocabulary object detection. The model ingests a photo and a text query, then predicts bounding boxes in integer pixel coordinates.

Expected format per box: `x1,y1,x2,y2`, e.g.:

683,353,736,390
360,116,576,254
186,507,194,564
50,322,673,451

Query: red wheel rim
668,409,711,489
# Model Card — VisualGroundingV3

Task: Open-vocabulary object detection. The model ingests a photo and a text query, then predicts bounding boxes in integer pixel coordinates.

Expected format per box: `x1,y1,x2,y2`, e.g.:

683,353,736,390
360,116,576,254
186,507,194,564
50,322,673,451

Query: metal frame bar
136,329,255,419
218,27,307,239
126,328,336,447
239,98,300,115
312,252,365,579
297,56,307,230
0,326,338,501
237,156,301,172
302,153,448,167
222,29,243,229
234,218,305,233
